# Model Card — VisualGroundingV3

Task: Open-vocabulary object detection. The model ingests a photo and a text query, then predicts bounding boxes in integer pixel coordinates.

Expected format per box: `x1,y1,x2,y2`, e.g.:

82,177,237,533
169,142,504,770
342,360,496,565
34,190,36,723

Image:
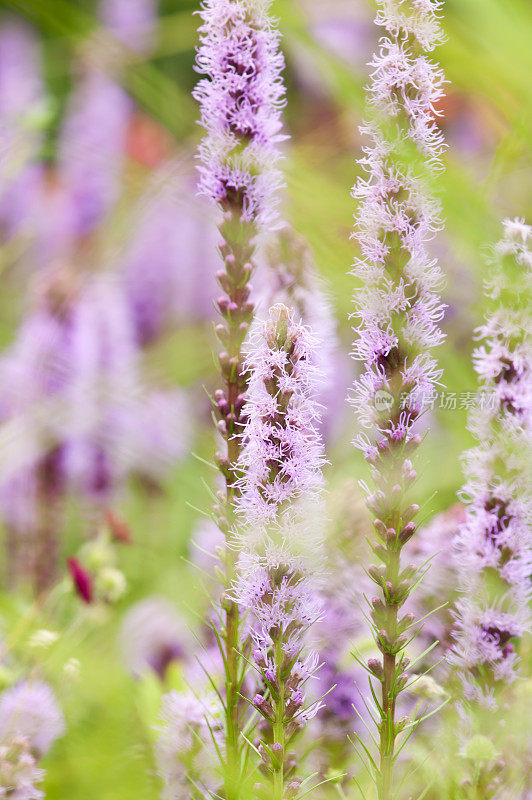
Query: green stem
272,642,286,800
214,209,257,800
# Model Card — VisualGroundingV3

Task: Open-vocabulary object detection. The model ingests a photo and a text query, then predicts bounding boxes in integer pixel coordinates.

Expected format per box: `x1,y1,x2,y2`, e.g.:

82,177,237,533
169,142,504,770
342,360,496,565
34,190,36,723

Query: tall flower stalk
349,1,447,797
449,219,532,796
257,224,346,442
193,2,286,796
233,304,326,800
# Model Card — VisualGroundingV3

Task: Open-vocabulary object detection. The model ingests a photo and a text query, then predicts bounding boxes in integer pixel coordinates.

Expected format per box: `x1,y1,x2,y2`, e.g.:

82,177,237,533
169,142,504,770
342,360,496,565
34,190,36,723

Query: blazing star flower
233,304,327,795
236,304,325,528
193,0,287,226
0,265,188,591
450,219,532,709
348,1,447,793
155,691,222,800
0,681,65,758
59,274,139,504
193,3,288,794
256,224,350,442
233,538,324,795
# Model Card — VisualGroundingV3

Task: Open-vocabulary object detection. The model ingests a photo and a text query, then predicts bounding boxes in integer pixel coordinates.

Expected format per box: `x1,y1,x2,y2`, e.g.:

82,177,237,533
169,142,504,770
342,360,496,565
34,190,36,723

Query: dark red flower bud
67,558,93,604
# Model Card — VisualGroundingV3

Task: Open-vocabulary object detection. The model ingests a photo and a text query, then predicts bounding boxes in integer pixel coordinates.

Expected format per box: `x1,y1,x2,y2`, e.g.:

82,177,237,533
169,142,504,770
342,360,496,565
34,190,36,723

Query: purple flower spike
450,219,532,709
194,0,287,226
189,4,288,794
236,304,325,528
256,224,350,443
0,20,44,185
233,303,327,794
348,1,447,794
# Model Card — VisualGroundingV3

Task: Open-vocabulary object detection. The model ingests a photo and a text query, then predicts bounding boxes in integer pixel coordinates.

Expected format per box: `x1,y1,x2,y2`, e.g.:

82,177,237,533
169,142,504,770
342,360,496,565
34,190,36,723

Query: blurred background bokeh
0,0,531,797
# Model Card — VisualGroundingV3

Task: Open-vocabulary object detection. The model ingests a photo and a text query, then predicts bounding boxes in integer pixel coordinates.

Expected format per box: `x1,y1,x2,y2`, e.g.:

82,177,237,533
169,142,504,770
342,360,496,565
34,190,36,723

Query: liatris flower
0,681,65,758
256,224,350,442
193,2,287,794
235,544,323,796
348,1,447,796
236,304,325,527
450,219,532,711
193,0,286,227
234,304,326,798
155,691,222,800
120,597,189,679
119,389,192,486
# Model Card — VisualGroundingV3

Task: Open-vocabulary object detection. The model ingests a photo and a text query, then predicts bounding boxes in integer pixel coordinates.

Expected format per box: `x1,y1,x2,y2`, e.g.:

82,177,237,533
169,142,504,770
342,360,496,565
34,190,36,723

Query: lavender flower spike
192,3,287,797
236,303,325,529
450,219,532,713
256,224,348,443
194,0,286,227
349,1,447,797
234,304,326,799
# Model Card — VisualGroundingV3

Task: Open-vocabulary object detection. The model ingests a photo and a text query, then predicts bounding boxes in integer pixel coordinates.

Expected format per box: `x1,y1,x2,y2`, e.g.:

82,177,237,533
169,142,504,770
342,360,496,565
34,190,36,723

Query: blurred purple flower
99,0,157,54
404,504,465,652
303,0,375,68
122,389,191,483
59,274,139,504
121,169,219,346
120,597,189,679
0,20,44,192
58,69,131,237
189,518,224,575
0,20,49,253
0,681,65,758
